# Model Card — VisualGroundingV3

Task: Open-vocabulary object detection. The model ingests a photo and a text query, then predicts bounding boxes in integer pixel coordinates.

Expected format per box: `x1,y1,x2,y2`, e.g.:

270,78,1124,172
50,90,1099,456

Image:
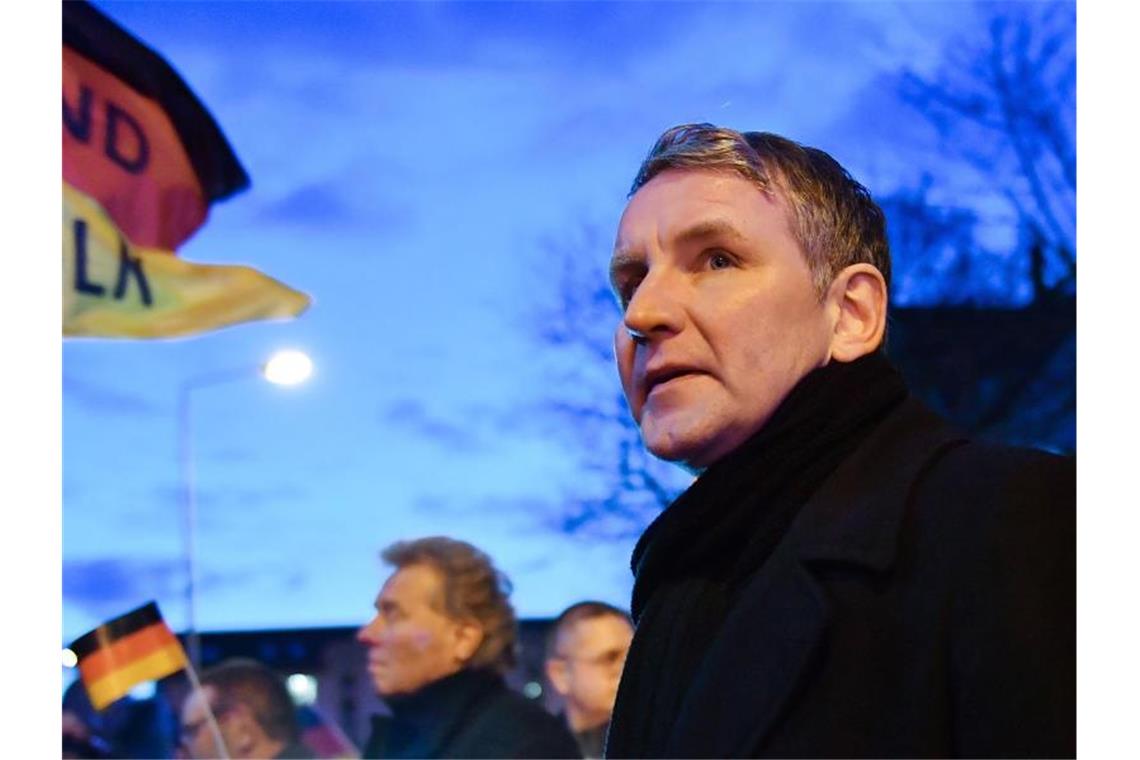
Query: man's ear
545,657,570,696
826,263,887,362
451,619,485,664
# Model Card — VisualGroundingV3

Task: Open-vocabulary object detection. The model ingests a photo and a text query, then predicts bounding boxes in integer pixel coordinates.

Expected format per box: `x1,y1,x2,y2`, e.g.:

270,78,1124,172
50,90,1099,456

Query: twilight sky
62,0,1062,642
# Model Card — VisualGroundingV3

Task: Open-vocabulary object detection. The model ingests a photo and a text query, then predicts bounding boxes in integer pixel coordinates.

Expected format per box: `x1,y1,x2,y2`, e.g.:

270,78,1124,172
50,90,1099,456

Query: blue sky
62,1,1066,642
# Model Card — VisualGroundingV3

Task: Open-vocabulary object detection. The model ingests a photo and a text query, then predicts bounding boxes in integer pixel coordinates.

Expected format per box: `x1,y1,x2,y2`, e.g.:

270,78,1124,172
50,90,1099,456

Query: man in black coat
604,123,1074,758
358,536,580,759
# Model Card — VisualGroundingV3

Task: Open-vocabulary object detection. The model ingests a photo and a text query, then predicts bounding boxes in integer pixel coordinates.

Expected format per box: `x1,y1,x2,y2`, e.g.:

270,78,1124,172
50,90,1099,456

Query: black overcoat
619,397,1075,758
363,669,581,759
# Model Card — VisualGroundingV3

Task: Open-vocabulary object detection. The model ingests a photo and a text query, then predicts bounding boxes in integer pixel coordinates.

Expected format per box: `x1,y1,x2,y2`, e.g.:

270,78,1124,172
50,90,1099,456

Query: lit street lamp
262,349,313,386
178,349,313,669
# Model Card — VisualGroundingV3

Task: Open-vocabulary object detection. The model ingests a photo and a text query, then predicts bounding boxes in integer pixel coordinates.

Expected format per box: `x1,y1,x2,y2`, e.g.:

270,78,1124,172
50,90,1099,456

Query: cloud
282,570,308,591
379,400,480,451
63,556,262,626
510,552,553,576
63,375,161,416
413,495,455,515
150,482,308,516
63,557,185,619
201,445,257,465
258,182,356,225
252,174,418,239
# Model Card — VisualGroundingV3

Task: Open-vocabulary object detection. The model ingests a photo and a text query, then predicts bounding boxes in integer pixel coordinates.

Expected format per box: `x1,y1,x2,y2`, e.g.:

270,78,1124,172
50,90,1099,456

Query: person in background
357,536,580,759
62,708,112,759
180,658,312,759
544,602,633,758
63,677,179,759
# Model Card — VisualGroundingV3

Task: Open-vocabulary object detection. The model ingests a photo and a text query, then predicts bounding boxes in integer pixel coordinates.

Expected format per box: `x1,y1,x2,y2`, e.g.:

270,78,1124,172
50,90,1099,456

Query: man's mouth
645,366,701,396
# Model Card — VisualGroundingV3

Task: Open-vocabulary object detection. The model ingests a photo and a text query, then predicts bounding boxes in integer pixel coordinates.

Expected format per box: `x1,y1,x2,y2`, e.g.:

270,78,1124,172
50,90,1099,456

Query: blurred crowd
63,535,633,760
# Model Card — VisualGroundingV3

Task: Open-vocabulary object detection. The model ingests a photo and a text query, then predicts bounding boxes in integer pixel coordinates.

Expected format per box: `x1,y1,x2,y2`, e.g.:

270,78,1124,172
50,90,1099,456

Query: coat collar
664,396,966,757
369,669,504,758
791,396,967,569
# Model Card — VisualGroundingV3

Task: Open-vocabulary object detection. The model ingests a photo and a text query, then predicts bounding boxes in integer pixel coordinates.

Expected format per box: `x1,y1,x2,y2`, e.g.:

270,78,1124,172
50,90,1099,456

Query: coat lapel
665,397,967,757
666,548,829,758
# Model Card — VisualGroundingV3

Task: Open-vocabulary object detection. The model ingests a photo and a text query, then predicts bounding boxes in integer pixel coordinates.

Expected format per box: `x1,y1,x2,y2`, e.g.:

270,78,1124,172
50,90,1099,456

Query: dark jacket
572,721,608,759
609,397,1075,758
362,668,581,759
273,739,315,759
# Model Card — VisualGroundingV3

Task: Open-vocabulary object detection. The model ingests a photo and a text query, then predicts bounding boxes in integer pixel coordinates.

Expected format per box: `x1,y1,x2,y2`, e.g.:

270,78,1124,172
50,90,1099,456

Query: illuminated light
129,681,156,700
62,648,78,668
522,681,542,699
262,350,314,386
286,673,318,705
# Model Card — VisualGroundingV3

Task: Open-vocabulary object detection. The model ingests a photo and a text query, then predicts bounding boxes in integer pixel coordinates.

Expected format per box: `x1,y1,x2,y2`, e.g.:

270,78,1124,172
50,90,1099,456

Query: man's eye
616,277,642,310
708,251,733,270
601,650,624,666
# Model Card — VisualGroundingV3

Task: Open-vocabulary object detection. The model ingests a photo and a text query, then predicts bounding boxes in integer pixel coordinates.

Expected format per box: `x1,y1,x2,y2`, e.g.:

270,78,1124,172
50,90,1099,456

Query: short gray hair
631,123,891,298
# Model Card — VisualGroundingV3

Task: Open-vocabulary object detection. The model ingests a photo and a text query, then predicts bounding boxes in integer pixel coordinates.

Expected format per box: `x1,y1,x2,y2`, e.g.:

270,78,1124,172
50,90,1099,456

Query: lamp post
178,349,313,669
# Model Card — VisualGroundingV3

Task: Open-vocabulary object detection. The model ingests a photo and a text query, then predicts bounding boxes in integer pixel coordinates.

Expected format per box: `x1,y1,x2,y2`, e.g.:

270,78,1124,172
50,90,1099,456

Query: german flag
70,602,188,710
62,1,310,338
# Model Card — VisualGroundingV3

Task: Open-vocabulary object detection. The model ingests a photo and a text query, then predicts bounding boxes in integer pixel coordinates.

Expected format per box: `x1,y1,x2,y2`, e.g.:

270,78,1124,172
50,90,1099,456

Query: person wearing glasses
544,602,634,758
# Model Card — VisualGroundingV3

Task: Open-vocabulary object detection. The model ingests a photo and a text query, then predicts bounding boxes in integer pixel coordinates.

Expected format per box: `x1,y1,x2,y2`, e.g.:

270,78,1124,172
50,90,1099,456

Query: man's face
547,614,634,729
179,686,237,760
357,563,473,697
611,168,834,470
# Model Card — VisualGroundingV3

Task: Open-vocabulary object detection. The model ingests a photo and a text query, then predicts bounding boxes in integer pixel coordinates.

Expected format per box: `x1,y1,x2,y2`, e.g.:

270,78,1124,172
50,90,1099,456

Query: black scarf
365,668,502,759
607,352,907,758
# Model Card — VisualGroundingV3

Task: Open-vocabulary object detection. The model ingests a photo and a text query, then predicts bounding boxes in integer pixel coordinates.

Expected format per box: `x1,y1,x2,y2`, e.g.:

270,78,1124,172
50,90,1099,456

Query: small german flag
70,602,188,710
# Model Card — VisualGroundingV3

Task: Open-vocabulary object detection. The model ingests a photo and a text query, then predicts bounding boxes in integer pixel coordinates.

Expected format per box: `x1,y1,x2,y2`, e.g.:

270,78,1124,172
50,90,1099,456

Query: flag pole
182,659,231,760
178,383,201,672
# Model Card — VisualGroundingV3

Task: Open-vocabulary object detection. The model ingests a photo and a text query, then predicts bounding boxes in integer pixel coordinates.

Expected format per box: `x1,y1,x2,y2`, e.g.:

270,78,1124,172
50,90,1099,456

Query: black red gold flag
69,602,188,710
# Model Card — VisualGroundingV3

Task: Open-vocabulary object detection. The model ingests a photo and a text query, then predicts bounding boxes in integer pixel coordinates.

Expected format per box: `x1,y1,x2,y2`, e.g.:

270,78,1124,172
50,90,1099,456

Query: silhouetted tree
897,1,1075,301
528,223,688,540
885,1,1075,451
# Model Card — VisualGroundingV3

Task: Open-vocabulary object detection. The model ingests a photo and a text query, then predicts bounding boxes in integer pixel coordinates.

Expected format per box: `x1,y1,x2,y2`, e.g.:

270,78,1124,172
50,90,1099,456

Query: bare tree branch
525,224,686,538
897,1,1075,296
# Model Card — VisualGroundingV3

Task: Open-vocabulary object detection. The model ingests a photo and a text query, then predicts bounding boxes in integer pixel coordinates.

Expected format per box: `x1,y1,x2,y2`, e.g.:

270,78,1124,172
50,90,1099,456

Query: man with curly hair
357,536,579,759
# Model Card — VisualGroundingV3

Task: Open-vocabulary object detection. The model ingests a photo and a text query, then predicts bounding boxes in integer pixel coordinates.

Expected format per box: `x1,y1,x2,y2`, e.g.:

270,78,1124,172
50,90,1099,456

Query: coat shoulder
909,438,1074,540
906,441,1076,756
456,686,581,759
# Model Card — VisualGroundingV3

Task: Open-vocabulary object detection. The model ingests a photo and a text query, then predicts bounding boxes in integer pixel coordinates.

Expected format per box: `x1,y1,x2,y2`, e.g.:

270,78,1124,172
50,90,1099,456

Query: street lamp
178,349,313,669
262,349,313,386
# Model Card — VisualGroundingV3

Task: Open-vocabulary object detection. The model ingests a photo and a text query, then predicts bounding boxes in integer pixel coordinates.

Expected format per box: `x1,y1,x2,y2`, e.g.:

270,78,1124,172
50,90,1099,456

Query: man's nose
622,268,684,343
357,616,383,644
